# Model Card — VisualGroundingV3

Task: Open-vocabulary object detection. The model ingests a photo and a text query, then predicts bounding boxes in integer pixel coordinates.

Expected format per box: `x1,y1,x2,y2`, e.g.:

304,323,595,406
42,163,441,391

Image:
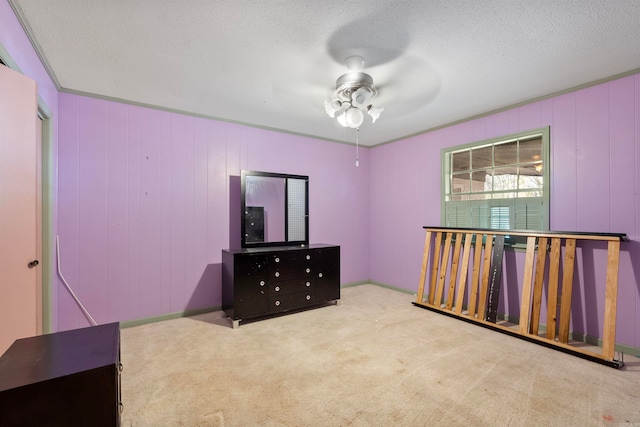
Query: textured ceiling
10,0,640,146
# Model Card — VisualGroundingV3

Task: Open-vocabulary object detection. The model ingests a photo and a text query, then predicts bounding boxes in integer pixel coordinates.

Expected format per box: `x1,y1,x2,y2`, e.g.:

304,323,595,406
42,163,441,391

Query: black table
0,322,121,426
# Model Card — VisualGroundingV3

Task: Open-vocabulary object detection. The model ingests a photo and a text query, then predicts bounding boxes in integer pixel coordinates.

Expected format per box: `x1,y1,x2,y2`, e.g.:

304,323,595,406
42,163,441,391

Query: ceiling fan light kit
324,56,383,129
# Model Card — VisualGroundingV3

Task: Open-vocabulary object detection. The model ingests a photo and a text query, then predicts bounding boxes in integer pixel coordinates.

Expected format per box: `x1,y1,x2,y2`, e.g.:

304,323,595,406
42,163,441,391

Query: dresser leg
335,299,341,306
231,319,240,329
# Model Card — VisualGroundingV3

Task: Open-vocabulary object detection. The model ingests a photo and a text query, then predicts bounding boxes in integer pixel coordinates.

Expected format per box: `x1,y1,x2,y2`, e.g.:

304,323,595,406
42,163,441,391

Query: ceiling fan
323,55,384,129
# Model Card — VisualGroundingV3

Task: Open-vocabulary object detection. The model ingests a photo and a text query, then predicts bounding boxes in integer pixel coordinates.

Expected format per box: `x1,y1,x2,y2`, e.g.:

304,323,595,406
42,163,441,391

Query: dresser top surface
223,243,339,255
0,322,120,392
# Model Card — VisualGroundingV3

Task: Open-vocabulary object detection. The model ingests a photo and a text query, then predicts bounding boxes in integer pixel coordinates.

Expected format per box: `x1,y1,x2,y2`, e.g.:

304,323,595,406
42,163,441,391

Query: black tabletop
0,322,119,392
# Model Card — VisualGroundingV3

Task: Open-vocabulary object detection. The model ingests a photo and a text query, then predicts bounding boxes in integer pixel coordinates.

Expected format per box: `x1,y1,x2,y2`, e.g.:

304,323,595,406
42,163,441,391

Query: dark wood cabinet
0,322,122,426
222,244,340,327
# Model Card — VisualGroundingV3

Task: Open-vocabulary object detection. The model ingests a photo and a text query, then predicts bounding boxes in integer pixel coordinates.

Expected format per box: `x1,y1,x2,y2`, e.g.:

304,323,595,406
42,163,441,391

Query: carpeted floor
120,284,640,426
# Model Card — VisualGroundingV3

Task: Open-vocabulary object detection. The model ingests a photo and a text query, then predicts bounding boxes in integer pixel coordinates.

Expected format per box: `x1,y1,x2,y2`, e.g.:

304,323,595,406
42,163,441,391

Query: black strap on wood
485,234,505,323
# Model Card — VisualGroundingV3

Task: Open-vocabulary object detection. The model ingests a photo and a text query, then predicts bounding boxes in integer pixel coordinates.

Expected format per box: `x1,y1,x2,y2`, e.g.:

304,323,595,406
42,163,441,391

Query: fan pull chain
355,127,360,167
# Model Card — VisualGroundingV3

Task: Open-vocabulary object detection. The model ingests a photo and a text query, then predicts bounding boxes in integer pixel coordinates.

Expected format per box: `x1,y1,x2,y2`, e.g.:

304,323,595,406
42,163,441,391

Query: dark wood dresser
222,244,340,327
0,322,122,426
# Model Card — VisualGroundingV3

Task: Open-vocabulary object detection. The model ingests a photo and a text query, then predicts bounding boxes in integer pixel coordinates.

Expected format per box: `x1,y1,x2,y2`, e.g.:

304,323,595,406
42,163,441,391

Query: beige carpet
120,284,640,426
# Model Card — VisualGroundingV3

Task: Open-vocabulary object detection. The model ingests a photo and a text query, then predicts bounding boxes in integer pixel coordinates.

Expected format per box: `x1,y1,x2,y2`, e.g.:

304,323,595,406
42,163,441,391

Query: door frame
38,104,54,333
1,45,55,334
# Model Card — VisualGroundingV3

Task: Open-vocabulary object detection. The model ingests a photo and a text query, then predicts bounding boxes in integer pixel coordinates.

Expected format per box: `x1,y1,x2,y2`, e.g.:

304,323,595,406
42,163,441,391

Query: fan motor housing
334,72,377,103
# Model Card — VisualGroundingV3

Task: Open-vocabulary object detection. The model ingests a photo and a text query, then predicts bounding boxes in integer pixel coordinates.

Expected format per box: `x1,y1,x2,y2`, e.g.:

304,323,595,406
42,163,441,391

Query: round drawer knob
260,280,265,286
306,268,311,273
306,295,311,300
275,272,280,277
306,255,311,260
318,273,323,278
275,300,280,306
275,286,280,292
275,257,280,263
306,281,311,287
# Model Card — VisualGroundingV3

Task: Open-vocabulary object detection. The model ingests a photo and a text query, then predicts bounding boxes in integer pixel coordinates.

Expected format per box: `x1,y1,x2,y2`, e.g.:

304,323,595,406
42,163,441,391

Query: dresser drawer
270,251,313,280
270,291,315,312
269,278,313,295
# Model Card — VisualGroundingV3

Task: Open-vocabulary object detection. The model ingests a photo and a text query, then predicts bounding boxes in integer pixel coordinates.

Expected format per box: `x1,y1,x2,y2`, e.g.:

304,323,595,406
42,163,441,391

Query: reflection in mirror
244,206,265,243
241,170,309,248
245,176,285,243
287,178,307,241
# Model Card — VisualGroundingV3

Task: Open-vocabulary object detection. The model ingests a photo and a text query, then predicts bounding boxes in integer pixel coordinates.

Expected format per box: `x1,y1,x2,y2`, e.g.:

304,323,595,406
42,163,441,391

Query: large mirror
241,170,309,248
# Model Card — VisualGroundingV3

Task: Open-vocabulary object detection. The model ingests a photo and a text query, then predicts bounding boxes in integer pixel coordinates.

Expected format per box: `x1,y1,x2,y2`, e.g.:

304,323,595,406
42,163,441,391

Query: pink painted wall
369,74,640,349
56,93,370,330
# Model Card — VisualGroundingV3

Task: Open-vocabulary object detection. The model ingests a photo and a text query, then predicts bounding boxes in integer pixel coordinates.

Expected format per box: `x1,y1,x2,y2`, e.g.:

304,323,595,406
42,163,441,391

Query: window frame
441,127,550,233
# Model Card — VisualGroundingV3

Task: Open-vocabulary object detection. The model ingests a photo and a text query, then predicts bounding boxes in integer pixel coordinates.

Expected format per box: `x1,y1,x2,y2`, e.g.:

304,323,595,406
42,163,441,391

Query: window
442,127,549,231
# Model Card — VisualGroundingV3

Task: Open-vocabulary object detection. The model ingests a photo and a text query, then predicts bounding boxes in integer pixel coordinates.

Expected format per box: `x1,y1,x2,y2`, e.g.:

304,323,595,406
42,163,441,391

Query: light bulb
344,107,364,128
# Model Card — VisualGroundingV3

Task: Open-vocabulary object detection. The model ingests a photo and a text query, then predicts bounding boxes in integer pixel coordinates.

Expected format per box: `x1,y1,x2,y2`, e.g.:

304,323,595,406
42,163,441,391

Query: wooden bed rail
413,226,629,368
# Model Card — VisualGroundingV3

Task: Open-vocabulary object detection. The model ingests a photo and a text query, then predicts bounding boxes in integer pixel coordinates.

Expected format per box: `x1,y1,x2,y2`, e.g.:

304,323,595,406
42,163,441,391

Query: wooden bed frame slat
414,226,626,368
529,237,548,335
545,238,562,340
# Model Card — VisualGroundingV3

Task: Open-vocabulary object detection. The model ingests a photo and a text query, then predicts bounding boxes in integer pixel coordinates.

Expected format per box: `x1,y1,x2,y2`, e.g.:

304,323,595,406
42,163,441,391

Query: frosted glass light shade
367,106,384,123
344,107,364,128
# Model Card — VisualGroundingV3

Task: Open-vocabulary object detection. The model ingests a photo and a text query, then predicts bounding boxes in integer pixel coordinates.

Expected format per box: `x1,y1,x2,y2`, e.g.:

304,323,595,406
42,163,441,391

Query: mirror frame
241,170,309,248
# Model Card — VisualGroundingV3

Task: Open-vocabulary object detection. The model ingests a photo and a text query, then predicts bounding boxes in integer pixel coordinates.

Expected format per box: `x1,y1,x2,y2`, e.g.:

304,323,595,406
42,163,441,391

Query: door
0,65,38,354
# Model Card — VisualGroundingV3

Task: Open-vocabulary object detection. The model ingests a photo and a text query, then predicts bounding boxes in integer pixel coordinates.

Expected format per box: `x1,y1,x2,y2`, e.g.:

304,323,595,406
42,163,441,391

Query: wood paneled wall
57,94,370,330
369,73,640,350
